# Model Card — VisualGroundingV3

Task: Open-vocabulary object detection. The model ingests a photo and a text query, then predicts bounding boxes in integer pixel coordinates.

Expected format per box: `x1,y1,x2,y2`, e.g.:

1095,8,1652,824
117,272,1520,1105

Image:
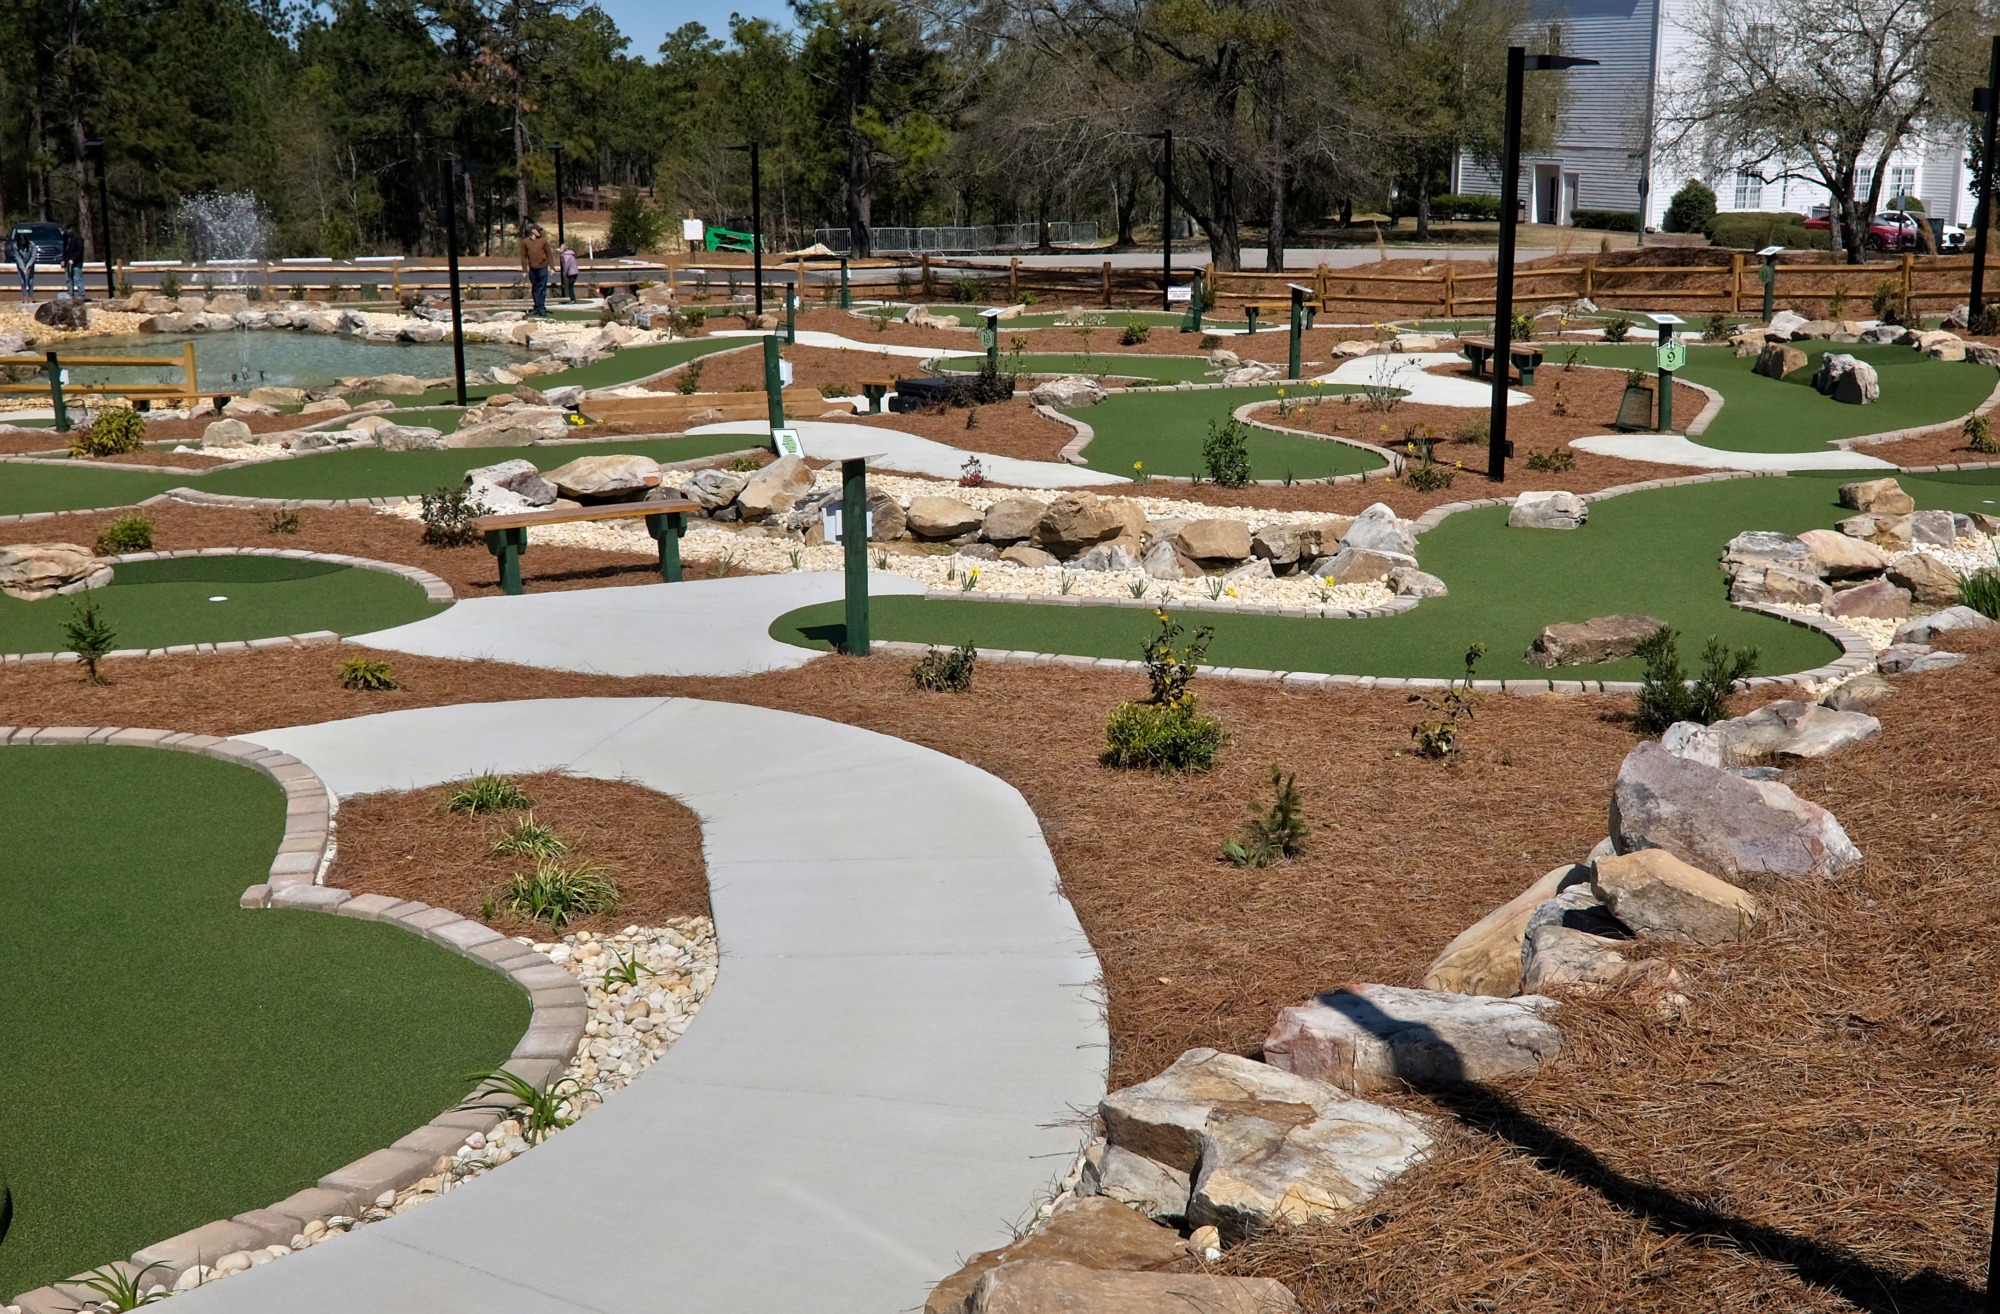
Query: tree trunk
1036,189,1052,252
512,103,529,238
844,39,873,259
31,103,47,221
1414,175,1432,243
65,0,92,261
1114,169,1139,248
1207,158,1242,271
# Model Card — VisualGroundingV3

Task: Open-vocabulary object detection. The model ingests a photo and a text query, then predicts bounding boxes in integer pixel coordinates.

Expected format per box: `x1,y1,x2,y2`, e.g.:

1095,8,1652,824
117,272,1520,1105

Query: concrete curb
0,728,583,1310
0,548,455,664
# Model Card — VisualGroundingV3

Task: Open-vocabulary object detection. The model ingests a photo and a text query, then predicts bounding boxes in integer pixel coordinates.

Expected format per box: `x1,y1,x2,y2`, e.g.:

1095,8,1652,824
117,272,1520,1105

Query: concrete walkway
1318,351,1531,407
176,697,1105,1314
690,417,1126,487
348,572,928,677
711,327,981,360
1570,431,1897,471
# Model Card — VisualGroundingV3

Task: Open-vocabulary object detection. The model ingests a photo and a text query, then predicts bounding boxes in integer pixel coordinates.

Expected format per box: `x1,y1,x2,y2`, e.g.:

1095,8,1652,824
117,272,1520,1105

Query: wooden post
259,262,271,301
1316,263,1329,306
1008,257,1019,303
392,262,403,299
1204,261,1216,309
920,252,932,298
182,341,199,406
1726,253,1740,314
1901,251,1915,318
1101,261,1112,308
1443,266,1456,318
46,350,68,432
1583,255,1596,303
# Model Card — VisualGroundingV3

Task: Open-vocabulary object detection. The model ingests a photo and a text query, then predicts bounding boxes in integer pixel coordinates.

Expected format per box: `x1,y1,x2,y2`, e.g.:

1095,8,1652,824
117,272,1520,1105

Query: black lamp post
550,140,566,248
84,138,112,299
440,158,471,407
1488,46,1597,482
1147,130,1174,311
1970,35,2000,320
728,142,764,316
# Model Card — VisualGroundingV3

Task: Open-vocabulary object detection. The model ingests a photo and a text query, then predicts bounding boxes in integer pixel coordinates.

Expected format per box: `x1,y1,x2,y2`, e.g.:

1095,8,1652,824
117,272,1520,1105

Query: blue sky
601,0,793,57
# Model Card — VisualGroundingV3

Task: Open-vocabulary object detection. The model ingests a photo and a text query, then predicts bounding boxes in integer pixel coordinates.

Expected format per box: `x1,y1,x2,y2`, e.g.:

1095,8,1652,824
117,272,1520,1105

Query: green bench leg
1245,307,1259,335
484,527,527,595
646,511,686,583
1518,362,1536,386
862,385,888,414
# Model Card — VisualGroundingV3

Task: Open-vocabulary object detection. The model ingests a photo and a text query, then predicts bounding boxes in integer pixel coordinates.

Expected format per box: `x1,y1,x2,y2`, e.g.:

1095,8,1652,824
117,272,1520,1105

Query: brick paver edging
1830,373,2000,450
0,548,453,665
0,727,585,1312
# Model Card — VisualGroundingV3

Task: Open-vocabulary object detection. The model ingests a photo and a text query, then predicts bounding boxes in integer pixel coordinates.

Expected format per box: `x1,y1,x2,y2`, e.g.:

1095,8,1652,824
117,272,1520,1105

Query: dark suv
8,222,64,263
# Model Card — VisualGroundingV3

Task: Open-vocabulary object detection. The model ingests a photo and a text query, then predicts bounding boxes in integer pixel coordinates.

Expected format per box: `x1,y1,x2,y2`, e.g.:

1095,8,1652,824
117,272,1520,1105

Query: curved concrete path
1319,350,1531,407
180,696,1106,1314
690,417,1126,487
348,572,927,677
712,327,981,360
1570,431,1896,471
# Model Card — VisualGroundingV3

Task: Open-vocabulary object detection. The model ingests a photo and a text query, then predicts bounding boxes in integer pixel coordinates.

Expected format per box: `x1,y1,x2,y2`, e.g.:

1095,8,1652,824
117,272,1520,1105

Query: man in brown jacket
521,225,553,316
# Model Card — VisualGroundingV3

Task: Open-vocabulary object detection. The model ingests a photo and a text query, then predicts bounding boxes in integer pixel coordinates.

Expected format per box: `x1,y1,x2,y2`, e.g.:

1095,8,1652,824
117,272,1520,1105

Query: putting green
0,556,441,654
352,337,743,407
1062,386,1387,481
0,745,527,1295
774,469,2000,681
0,465,182,517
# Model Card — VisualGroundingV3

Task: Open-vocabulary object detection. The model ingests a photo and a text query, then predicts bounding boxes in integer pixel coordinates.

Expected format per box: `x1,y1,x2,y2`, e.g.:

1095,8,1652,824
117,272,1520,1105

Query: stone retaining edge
0,548,454,664
1830,372,2000,450
0,727,585,1312
919,585,1419,621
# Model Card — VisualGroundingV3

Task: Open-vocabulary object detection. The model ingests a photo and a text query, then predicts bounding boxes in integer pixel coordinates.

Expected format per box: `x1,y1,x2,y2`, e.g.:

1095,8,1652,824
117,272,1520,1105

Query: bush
1103,697,1227,772
158,271,181,300
1966,412,2000,455
950,274,984,302
1434,194,1501,221
1525,446,1575,473
1600,315,1634,344
503,857,619,930
446,772,532,814
1452,418,1489,446
1221,764,1309,867
1705,212,1827,252
1871,279,1904,325
1571,208,1642,232
1509,311,1534,342
676,360,705,395
420,485,491,548
1663,180,1717,235
1957,567,2000,618
911,642,977,692
263,508,300,534
337,657,398,691
1119,314,1152,346
93,515,152,554
63,597,115,684
1633,626,1759,734
1403,451,1454,492
606,187,664,253
1142,609,1214,706
1201,417,1253,486
70,405,147,458
1972,305,2000,337
1410,643,1485,758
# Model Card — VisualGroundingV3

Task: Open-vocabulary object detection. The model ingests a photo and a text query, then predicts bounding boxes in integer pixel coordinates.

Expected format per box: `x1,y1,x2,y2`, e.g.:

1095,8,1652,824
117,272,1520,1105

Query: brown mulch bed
845,398,1077,465
1857,420,2000,469
328,771,709,936
647,343,924,397
0,502,749,598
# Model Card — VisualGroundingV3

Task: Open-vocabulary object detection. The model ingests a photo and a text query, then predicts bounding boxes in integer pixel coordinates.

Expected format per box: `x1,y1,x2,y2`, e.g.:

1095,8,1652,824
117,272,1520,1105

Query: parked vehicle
1801,206,1964,251
7,222,63,264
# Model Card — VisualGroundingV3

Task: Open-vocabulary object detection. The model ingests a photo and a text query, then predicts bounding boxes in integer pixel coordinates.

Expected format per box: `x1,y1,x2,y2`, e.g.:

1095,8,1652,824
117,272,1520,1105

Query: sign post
1757,245,1782,322
1287,283,1311,380
785,285,797,345
1651,313,1686,433
839,257,851,309
46,351,68,432
980,307,1003,374
841,456,870,655
1172,276,1202,333
763,335,785,433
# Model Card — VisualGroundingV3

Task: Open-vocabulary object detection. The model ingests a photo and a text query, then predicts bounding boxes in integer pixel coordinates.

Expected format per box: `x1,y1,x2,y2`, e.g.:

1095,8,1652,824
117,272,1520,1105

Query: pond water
61,331,535,392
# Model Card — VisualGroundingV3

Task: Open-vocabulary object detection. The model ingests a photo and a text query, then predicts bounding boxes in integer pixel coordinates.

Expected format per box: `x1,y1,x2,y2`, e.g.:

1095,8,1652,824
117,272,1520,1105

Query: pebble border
0,548,453,665
0,728,586,1314
921,585,1420,621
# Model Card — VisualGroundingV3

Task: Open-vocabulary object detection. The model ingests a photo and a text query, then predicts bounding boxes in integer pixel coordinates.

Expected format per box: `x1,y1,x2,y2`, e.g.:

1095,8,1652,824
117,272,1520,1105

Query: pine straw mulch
1852,420,2000,470
0,501,751,598
326,771,709,936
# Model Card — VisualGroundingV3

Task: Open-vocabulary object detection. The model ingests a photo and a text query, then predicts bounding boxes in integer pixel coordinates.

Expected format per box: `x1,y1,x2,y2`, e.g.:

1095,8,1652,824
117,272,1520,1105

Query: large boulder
1752,343,1808,378
1340,502,1416,557
1668,700,1880,765
682,468,748,510
1316,545,1416,585
1729,566,1832,607
982,497,1047,544
464,458,556,510
1839,478,1915,516
1519,888,1674,994
1878,642,1967,673
247,385,307,409
221,397,276,419
962,1261,1298,1314
1812,352,1878,404
907,495,985,539
1027,376,1107,409
0,542,99,599
1892,605,1995,645
1905,508,1958,547
1836,513,1914,551
1825,579,1911,619
1766,310,1810,337
1031,493,1146,558
34,294,88,330
1002,544,1060,569
443,418,539,448
200,417,257,449
1524,614,1663,668
1141,540,1201,580
1100,1048,1430,1238
1172,519,1252,563
1609,741,1863,882
1722,530,1816,579
1264,984,1563,1092
735,454,815,521
1072,541,1140,571
1507,491,1589,530
541,454,662,500
1591,849,1761,944
1886,553,1961,604
1388,566,1448,597
1423,864,1592,997
376,424,445,452
1797,528,1890,578
924,1200,1188,1314
1917,330,1967,361
1822,671,1896,713
867,489,908,541
1250,524,1304,568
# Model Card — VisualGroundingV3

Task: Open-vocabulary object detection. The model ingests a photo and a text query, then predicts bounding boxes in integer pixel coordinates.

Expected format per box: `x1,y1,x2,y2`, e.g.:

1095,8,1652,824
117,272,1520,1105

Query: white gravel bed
1770,538,1999,654
79,921,717,1309
170,442,292,463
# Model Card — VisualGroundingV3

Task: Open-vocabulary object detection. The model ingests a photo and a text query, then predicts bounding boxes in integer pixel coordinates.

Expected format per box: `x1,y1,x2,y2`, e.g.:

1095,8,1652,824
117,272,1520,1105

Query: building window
1856,165,1875,202
1887,165,1916,206
1733,171,1763,209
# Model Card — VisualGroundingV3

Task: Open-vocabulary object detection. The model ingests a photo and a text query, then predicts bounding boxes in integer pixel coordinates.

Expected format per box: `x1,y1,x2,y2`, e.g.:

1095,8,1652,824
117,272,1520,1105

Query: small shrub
337,657,398,691
63,598,116,684
93,515,152,554
1102,697,1227,772
1828,282,1849,318
959,454,985,485
1198,333,1221,350
503,857,619,929
420,485,491,548
1702,313,1731,342
1201,417,1253,487
1600,315,1633,344
1633,625,1759,734
491,812,568,858
463,1066,598,1145
964,406,980,431
1452,418,1489,446
607,186,664,252
1119,315,1152,346
1870,279,1904,325
1402,450,1455,492
69,405,147,458
264,507,301,534
1957,567,2000,618
1548,379,1569,417
1525,446,1575,473
1410,643,1486,758
158,271,182,300
820,380,855,399
950,274,984,302
1142,609,1214,706
1964,412,1999,455
911,642,977,692
676,360,704,395
1663,179,1717,235
1971,305,2000,337
74,1261,170,1310
1221,764,1309,867
726,456,762,472
1509,311,1534,342
289,282,307,301
446,772,532,814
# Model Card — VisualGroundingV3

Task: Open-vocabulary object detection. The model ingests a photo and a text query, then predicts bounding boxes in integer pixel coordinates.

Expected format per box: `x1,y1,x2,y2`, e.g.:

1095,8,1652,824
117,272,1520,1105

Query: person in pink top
559,242,579,303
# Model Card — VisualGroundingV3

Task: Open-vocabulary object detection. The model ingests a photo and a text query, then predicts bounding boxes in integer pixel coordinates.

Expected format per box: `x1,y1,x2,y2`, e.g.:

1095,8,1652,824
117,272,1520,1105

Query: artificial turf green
0,556,441,654
1063,386,1387,481
0,746,528,1295
775,469,2000,681
0,465,182,517
354,337,743,407
1569,342,1996,453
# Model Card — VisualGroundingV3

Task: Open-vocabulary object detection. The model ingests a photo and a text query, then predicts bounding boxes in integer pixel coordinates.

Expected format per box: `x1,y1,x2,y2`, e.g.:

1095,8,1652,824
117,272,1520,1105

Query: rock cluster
0,542,102,600
1722,478,1985,614
1733,312,1999,366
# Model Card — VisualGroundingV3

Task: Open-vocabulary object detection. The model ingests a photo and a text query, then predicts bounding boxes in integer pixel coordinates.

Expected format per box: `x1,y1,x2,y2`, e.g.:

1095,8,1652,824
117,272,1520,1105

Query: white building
1452,0,1975,230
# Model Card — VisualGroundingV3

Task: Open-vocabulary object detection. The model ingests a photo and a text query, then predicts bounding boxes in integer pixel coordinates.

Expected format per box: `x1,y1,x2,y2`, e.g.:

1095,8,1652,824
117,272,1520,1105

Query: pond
58,331,535,392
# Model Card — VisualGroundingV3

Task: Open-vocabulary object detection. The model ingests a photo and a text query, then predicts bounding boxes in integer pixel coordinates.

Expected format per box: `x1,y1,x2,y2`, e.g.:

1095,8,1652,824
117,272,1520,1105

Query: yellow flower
1454,461,1463,469
968,566,980,577
1321,575,1335,586
1133,461,1144,471
1225,586,1238,597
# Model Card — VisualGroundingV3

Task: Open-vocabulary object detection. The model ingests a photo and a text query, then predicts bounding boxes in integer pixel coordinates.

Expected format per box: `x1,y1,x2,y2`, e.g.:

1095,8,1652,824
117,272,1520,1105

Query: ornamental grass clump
336,656,398,691
911,642,977,692
1103,611,1227,772
1956,567,2000,619
1222,765,1309,867
446,772,533,814
491,812,568,858
463,1067,599,1144
1633,625,1759,734
503,857,619,930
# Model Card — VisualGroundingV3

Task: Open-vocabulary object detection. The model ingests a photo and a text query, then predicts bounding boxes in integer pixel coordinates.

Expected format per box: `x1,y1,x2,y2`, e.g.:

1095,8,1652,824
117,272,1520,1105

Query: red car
1801,206,1963,251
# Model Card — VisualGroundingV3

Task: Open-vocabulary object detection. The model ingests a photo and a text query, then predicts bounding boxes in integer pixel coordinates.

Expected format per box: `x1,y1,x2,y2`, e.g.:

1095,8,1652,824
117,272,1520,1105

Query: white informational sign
778,359,795,386
57,368,69,385
821,505,873,543
771,427,805,458
681,218,705,242
1166,285,1193,304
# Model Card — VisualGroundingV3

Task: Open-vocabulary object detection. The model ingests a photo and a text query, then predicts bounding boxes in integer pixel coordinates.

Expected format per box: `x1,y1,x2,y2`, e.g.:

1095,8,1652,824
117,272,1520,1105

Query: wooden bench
474,498,702,595
1240,300,1321,334
857,377,895,414
1459,336,1544,385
